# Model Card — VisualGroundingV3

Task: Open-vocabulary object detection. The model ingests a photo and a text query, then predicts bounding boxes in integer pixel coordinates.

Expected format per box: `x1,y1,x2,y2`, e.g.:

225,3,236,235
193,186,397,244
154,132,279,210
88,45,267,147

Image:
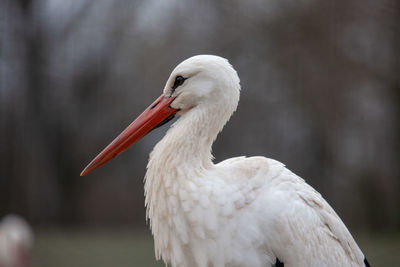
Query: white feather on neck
144,55,242,266
144,91,239,266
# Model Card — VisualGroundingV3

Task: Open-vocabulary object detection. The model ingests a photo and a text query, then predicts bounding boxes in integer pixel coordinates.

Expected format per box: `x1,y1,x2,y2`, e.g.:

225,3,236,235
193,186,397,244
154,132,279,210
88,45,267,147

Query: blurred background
1,0,399,266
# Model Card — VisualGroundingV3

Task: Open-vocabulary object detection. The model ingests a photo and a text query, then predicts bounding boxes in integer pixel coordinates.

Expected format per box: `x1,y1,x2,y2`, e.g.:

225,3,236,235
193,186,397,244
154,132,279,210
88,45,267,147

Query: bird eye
172,76,186,90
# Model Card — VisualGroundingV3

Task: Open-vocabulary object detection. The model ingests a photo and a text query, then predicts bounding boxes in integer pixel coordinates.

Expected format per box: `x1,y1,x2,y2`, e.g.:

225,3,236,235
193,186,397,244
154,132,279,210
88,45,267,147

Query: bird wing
217,157,366,267
260,160,366,267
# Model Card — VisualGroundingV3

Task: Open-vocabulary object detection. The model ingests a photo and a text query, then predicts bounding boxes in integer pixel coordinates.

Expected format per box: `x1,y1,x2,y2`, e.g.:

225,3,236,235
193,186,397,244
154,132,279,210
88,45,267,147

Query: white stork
81,55,370,267
0,215,33,267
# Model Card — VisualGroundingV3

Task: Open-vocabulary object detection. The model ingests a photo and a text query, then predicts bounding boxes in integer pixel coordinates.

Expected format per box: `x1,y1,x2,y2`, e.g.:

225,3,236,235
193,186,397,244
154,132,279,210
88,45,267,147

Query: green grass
356,231,400,267
32,228,400,267
32,228,163,267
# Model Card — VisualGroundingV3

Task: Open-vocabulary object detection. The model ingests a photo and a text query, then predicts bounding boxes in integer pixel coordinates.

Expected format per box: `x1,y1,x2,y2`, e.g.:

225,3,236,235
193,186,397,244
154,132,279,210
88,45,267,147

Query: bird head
165,55,240,114
81,55,240,176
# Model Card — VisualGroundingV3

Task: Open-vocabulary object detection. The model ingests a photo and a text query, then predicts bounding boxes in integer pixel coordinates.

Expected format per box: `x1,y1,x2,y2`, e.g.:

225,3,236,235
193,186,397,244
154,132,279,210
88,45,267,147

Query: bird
0,215,34,267
81,55,370,267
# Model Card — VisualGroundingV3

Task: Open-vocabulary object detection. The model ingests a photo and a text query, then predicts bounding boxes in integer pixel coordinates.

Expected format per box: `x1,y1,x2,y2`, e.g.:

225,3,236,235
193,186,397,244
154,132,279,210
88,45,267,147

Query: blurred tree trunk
1,0,81,224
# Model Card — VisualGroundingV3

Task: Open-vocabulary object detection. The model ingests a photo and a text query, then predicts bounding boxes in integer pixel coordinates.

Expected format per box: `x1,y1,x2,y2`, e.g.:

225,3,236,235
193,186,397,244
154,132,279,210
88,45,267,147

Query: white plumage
0,215,33,267
82,55,369,267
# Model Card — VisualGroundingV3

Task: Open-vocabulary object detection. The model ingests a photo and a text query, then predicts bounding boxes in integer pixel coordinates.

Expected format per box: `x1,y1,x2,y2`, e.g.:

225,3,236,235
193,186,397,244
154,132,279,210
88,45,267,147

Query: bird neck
144,103,231,209
144,103,231,262
144,95,239,264
150,103,227,171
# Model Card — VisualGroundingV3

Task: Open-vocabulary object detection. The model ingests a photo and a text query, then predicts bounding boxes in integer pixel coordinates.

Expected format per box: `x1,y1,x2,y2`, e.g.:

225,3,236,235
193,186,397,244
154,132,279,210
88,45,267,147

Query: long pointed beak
80,94,178,176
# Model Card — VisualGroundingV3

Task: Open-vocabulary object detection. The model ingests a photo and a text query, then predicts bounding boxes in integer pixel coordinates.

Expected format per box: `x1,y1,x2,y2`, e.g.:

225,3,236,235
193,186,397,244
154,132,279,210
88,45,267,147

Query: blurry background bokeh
1,0,399,266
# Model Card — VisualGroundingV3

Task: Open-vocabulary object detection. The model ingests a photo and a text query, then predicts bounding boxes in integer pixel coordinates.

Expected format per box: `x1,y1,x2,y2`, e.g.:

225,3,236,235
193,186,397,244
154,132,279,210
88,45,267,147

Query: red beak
80,94,178,176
